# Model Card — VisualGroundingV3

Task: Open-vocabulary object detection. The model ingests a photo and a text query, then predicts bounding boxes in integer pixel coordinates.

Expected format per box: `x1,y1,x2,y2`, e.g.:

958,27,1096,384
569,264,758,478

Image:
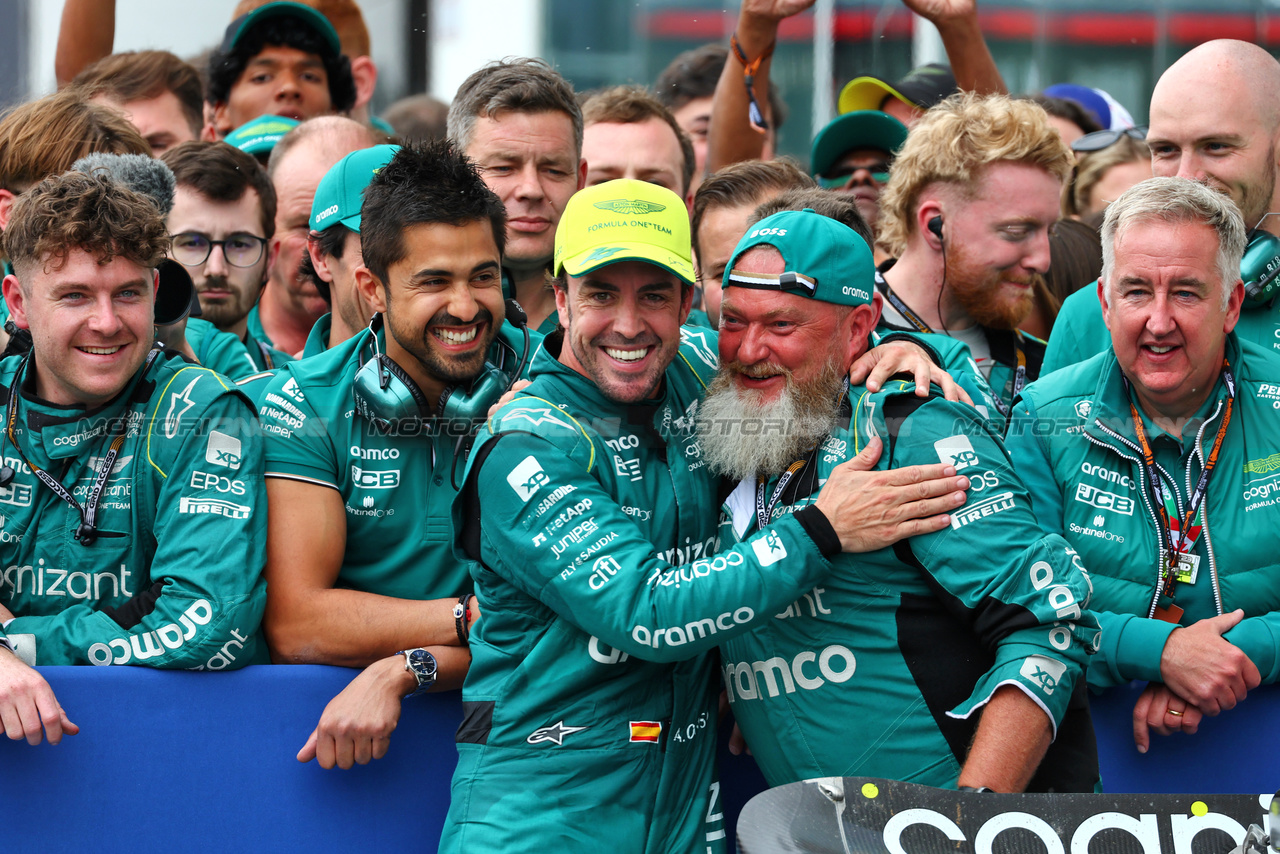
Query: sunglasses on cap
726,268,817,297
1071,126,1147,153
817,160,892,189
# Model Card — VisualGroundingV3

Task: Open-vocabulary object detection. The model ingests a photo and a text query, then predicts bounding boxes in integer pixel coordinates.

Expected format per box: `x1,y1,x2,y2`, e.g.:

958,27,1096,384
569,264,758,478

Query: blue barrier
6,667,1276,852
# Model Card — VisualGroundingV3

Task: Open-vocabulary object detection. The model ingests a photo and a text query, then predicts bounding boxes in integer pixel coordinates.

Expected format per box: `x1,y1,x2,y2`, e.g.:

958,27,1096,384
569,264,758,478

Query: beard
945,244,1038,330
697,354,846,482
1231,148,1277,230
387,304,498,386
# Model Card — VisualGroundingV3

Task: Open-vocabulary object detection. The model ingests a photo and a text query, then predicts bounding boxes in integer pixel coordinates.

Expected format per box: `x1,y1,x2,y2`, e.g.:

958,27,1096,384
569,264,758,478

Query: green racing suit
441,329,844,854
0,349,267,669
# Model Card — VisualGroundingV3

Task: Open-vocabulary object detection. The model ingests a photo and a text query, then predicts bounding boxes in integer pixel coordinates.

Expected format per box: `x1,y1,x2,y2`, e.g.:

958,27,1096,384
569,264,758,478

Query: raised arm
55,0,116,87
706,0,816,174
903,0,1007,97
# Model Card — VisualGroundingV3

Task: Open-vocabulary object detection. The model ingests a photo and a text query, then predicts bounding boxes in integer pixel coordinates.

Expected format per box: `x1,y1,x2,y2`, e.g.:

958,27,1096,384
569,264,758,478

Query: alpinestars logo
164,377,201,438
526,721,588,746
508,456,549,501
593,198,666,215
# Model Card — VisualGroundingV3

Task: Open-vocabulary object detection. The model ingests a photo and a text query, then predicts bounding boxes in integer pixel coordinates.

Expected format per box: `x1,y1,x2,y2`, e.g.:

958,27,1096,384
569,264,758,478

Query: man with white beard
705,209,1102,792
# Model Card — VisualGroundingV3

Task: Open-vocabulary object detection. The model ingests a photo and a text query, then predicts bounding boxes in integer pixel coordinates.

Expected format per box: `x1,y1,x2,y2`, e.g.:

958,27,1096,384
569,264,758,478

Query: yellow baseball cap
553,179,694,285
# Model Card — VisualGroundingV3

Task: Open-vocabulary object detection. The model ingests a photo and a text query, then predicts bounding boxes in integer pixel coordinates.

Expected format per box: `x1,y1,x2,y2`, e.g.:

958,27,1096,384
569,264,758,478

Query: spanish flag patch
629,721,662,743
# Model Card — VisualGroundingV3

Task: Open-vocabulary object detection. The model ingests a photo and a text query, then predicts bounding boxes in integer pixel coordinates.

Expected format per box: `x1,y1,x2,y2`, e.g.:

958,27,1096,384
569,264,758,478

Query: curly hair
876,93,1073,257
3,171,169,284
206,17,355,114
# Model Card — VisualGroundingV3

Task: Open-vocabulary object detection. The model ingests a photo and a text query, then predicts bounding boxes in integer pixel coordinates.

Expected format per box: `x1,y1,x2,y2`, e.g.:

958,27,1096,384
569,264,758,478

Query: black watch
396,647,437,698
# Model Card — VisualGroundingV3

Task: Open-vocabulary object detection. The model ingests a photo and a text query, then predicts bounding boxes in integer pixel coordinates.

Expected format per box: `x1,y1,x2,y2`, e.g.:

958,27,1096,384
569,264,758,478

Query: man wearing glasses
809,110,908,257
162,141,291,375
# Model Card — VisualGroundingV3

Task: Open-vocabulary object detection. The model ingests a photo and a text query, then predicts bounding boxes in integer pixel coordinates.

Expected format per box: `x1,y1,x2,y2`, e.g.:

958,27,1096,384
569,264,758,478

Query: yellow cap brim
559,242,695,285
838,77,910,115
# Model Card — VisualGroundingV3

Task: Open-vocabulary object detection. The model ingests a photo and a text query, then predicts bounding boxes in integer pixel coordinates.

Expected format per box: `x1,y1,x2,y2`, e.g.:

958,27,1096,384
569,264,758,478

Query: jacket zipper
1087,421,1176,619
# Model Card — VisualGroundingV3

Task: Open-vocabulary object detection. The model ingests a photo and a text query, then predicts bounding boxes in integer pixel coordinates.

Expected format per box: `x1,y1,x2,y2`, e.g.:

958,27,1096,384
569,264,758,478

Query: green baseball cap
810,110,908,178
724,209,875,308
224,114,300,157
310,144,400,233
220,1,342,58
554,179,695,285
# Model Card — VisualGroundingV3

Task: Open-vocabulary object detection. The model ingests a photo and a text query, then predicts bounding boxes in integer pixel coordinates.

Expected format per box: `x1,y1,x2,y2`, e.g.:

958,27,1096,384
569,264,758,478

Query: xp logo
1019,654,1066,695
507,456,549,501
526,720,588,746
1075,399,1093,419
205,431,242,470
584,246,627,263
934,434,980,471
751,530,788,567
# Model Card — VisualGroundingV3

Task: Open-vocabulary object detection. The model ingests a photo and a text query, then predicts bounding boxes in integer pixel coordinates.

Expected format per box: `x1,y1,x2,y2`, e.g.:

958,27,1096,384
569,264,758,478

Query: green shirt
0,349,267,669
301,313,332,359
718,380,1099,791
259,321,537,600
185,318,259,381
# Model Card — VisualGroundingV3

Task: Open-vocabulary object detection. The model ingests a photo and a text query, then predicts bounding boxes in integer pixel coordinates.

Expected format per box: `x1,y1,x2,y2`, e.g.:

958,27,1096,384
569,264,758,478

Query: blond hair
877,93,1073,256
1066,135,1150,218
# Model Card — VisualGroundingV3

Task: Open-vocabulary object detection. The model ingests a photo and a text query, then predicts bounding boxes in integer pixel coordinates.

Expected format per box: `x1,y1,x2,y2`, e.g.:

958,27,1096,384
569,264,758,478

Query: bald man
1044,40,1280,371
250,116,379,357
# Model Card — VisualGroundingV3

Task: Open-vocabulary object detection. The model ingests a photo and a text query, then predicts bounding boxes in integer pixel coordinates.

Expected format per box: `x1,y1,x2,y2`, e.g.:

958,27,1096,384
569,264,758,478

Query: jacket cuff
876,331,942,368
794,505,840,557
1114,615,1178,683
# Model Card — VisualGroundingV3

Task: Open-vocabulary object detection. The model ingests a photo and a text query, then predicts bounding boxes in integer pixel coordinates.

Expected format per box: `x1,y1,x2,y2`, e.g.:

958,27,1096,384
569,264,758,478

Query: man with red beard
874,94,1072,417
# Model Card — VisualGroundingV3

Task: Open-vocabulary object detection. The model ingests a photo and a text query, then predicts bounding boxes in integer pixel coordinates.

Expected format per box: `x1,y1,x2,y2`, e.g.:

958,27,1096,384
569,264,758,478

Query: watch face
406,648,437,681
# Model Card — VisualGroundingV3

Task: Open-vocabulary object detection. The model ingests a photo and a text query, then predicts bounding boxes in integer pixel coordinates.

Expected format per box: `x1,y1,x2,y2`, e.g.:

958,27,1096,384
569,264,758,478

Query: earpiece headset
927,216,944,241
1241,227,1280,308
351,299,531,433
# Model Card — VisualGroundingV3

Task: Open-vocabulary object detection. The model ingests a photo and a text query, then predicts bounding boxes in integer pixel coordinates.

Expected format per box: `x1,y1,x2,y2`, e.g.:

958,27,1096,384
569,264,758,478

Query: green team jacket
718,380,1101,791
441,330,843,854
258,321,534,599
1007,334,1280,690
1043,284,1280,374
245,305,298,370
0,350,267,669
185,318,260,381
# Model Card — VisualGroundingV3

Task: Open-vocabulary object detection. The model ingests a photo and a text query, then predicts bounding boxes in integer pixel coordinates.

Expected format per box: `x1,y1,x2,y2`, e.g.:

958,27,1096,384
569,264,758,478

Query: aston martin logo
1244,453,1280,475
526,720,589,746
593,198,667,215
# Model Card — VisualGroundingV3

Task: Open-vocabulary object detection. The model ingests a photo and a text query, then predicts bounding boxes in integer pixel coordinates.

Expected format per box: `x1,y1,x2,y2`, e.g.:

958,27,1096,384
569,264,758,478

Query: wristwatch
396,647,437,698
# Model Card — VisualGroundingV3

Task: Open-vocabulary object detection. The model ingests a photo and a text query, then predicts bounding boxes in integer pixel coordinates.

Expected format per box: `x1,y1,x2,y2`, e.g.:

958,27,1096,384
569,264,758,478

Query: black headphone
927,216,944,241
351,299,530,432
1242,228,1280,308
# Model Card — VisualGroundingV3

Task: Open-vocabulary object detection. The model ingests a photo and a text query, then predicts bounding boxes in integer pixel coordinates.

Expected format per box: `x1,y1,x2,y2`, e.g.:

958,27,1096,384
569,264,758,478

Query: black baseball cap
838,63,958,115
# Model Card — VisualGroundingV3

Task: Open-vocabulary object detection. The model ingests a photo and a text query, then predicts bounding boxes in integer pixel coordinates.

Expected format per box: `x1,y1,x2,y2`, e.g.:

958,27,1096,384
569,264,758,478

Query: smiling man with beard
707,209,1100,792
875,94,1072,419
257,140,533,723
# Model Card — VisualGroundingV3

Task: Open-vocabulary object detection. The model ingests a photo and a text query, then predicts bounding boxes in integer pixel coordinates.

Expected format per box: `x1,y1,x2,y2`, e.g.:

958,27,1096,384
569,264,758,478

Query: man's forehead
246,44,325,67
472,110,576,152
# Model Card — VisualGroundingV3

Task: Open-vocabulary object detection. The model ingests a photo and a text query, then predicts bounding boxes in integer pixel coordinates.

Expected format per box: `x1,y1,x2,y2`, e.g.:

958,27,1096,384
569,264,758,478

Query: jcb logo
351,466,401,489
1075,483,1134,515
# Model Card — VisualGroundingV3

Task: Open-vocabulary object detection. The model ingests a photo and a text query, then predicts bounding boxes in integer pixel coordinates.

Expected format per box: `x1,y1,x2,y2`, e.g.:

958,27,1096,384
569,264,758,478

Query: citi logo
723,644,856,701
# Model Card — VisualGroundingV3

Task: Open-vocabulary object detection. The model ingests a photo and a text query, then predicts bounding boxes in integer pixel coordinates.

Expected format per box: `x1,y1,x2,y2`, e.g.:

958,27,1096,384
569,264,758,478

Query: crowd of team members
2,0,1280,850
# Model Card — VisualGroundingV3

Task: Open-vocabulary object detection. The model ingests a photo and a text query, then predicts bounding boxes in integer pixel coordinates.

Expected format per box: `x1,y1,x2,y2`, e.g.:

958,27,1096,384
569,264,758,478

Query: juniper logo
593,198,666,215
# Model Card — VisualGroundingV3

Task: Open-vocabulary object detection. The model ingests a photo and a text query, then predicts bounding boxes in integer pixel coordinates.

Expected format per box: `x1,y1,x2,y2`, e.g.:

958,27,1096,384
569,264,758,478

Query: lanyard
880,281,1025,415
3,348,160,546
756,460,806,530
1123,360,1234,621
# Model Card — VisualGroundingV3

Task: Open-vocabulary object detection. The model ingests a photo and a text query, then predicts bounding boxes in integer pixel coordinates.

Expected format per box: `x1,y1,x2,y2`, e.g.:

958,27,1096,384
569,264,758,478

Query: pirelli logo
629,721,662,743
950,491,1015,530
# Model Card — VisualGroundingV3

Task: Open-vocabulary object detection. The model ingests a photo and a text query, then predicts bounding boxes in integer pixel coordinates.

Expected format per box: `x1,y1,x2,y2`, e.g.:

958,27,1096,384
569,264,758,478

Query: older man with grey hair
1007,176,1280,753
